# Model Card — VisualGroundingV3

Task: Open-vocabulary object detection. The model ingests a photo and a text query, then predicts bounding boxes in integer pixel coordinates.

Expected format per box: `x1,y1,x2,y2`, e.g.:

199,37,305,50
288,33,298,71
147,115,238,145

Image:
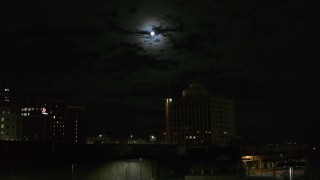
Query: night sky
1,0,319,144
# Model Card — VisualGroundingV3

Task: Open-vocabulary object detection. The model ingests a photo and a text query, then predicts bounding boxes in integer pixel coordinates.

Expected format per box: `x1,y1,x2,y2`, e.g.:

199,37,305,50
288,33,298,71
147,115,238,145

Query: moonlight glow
130,16,178,53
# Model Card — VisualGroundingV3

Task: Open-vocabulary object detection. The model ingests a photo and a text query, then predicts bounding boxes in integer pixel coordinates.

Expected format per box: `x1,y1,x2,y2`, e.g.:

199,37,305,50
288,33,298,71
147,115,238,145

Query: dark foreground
0,141,319,180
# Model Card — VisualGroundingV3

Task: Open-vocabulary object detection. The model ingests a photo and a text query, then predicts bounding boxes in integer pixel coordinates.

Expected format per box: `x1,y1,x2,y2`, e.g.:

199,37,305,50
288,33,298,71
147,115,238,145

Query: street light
71,164,75,180
140,158,142,180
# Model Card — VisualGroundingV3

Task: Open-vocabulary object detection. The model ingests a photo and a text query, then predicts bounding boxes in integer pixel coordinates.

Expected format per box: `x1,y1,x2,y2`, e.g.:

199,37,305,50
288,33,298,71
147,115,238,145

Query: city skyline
1,0,319,144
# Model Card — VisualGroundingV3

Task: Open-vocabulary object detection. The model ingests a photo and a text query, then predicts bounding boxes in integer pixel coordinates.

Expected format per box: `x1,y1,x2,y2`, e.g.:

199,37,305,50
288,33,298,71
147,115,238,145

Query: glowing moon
150,31,155,36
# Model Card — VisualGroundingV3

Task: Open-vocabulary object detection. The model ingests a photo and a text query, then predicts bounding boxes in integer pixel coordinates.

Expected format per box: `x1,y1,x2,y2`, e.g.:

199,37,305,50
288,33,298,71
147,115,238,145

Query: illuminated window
1,118,4,121
1,124,4,128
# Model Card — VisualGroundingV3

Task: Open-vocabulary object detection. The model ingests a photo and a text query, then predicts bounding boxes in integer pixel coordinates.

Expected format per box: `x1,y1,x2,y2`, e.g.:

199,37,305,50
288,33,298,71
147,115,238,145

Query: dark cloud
1,0,319,142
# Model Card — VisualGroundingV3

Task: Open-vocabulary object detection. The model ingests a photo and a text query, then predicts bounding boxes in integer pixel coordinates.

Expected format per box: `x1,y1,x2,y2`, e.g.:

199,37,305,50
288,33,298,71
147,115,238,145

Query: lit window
1,118,4,121
1,124,4,128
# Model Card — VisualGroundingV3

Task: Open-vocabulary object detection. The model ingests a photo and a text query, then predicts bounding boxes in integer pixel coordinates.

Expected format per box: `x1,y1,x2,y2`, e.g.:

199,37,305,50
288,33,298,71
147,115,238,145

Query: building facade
165,83,236,146
0,106,20,141
21,102,86,143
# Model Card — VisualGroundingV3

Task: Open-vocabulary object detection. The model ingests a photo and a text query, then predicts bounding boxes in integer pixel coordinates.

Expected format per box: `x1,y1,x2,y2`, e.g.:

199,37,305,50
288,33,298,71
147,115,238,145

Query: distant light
150,31,155,36
150,135,156,142
313,147,316,150
41,107,48,115
169,98,172,102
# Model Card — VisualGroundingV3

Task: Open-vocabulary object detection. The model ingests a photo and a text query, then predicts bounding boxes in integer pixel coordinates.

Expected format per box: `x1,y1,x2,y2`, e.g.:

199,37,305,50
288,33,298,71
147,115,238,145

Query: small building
0,106,20,141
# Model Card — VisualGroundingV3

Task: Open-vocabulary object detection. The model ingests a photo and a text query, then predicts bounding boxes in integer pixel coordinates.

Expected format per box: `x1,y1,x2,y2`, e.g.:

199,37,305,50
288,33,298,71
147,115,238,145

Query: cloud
2,0,320,140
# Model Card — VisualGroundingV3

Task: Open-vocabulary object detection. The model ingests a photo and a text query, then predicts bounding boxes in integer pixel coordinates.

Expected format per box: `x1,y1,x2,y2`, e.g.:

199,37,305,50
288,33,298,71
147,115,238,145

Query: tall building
21,104,46,142
63,105,86,143
0,87,21,141
165,83,236,147
21,102,86,143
